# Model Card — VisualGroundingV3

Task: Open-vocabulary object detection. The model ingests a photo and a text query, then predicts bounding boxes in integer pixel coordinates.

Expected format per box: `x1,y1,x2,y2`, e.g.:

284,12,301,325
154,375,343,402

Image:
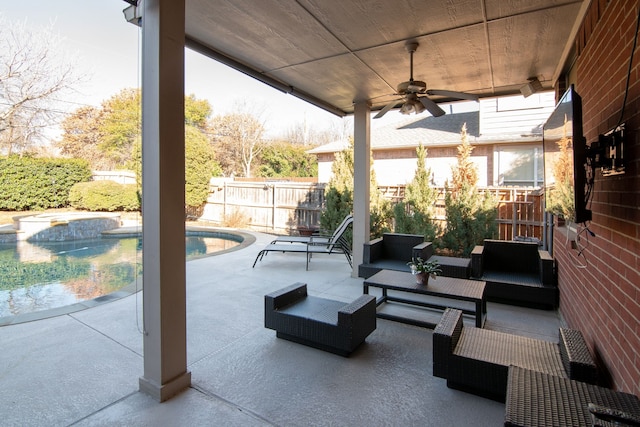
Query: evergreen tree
369,160,392,238
441,124,497,256
394,144,438,241
320,138,391,245
320,142,354,241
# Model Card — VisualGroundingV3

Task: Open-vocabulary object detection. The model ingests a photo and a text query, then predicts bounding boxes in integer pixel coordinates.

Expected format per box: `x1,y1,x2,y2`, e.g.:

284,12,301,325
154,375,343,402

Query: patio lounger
253,216,353,270
270,214,353,245
264,283,376,356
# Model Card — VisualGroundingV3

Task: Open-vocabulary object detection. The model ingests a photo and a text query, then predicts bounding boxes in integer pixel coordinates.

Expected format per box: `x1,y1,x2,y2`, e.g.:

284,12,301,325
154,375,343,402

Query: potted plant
407,257,442,285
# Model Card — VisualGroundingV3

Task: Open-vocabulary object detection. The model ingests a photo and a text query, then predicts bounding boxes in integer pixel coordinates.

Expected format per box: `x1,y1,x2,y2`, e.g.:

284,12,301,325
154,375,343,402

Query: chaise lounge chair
271,214,353,245
253,216,353,270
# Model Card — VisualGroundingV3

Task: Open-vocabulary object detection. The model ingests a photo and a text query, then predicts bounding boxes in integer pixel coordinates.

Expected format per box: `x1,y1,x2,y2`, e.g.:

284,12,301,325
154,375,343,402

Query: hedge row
0,156,92,210
69,180,140,212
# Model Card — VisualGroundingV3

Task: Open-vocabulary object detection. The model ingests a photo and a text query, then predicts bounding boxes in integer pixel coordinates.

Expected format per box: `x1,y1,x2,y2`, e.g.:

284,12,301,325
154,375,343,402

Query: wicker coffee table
363,269,486,328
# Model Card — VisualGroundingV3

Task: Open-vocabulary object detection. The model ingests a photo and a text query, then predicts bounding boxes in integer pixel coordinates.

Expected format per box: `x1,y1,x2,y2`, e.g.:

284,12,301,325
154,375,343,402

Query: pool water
0,234,240,318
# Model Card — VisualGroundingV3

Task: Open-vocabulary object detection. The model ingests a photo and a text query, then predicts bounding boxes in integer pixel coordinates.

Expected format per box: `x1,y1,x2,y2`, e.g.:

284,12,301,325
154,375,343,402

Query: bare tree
56,105,109,168
326,115,353,143
211,100,266,177
283,115,353,146
284,120,310,145
0,16,83,155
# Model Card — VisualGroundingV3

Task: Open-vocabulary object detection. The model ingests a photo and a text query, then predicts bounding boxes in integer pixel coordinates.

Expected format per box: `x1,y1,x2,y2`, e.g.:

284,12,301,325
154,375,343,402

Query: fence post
272,184,276,231
223,181,227,220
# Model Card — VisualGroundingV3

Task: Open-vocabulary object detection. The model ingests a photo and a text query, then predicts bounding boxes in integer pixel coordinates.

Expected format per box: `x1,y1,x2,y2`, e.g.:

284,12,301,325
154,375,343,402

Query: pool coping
0,226,256,327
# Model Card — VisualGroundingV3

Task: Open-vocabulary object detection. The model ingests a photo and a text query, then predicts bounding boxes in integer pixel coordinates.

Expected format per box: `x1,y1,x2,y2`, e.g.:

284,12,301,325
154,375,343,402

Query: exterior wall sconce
123,1,142,27
520,78,543,98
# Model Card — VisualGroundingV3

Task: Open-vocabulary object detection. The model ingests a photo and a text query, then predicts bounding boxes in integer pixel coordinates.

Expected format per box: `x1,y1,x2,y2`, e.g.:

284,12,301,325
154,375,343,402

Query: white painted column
138,0,191,402
352,102,371,277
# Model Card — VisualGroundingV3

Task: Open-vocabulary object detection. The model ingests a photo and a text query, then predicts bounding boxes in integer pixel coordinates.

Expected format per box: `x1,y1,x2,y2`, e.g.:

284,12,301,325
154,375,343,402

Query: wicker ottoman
505,366,640,426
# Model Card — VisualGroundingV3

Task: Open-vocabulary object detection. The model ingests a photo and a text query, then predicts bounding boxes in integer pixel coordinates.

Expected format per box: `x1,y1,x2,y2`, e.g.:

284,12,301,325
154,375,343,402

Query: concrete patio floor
0,230,563,426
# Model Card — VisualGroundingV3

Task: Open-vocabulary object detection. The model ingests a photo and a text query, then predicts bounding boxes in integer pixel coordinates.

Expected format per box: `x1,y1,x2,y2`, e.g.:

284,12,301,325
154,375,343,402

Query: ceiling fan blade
427,89,479,101
419,96,446,117
374,99,400,119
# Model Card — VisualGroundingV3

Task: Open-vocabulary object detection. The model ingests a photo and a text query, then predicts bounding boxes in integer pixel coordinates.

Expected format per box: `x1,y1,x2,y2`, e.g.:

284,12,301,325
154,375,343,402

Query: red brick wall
558,0,640,394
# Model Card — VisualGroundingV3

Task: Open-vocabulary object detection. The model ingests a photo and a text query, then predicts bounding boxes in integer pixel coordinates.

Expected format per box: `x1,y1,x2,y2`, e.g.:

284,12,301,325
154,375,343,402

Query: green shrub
0,156,92,210
69,180,140,212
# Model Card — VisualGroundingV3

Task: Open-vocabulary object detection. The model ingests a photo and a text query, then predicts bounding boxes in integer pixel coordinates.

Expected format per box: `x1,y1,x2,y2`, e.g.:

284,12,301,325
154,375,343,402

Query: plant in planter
407,257,442,285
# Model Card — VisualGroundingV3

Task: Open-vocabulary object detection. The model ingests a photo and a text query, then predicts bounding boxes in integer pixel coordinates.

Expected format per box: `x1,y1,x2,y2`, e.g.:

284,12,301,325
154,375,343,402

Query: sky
0,0,356,139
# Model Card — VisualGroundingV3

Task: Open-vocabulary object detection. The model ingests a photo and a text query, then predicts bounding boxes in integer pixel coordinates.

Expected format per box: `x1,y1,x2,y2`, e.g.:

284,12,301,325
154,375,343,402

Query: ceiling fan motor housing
397,80,427,94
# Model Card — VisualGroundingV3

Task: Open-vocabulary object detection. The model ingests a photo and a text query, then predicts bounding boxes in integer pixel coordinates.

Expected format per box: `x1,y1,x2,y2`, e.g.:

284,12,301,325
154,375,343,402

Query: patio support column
351,102,371,277
138,0,191,402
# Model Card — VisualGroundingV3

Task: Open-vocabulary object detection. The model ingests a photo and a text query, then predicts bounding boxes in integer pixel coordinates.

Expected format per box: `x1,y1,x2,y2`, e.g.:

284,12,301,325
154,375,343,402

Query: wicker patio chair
433,308,597,402
264,282,376,356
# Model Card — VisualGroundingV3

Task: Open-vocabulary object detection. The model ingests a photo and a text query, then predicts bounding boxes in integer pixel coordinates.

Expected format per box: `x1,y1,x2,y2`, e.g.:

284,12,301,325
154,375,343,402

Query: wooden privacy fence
201,181,546,240
202,181,325,234
380,185,545,241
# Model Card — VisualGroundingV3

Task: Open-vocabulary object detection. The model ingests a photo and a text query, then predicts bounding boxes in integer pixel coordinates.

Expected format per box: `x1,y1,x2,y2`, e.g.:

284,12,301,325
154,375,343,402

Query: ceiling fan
374,42,479,119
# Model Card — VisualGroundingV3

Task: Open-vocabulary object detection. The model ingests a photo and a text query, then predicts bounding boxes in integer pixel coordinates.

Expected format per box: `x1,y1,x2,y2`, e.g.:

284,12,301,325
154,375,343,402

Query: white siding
479,92,555,137
374,158,419,186
319,156,488,187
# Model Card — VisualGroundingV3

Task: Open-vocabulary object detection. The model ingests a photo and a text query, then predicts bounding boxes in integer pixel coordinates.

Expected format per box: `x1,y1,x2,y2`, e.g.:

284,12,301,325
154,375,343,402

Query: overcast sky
1,0,350,138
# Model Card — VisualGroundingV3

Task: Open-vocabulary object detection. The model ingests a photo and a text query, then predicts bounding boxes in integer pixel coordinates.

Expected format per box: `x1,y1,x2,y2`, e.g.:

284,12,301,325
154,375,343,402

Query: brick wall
558,0,640,394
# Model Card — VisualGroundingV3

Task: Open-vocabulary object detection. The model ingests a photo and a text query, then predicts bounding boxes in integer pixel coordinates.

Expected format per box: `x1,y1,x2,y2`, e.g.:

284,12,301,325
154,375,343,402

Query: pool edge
0,227,256,327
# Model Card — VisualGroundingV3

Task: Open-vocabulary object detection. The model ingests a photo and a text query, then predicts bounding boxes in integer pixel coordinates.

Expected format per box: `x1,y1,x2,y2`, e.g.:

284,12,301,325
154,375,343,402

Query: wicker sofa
358,233,471,279
471,239,557,308
264,283,376,356
433,308,597,402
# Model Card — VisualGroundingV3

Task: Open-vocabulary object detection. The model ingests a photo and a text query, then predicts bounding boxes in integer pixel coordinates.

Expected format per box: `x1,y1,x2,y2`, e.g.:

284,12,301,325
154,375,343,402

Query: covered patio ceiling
181,0,589,116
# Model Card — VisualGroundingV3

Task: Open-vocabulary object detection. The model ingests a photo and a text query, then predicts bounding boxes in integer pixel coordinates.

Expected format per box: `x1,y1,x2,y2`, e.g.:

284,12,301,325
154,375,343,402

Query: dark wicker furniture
505,366,640,427
264,283,376,356
471,239,557,309
363,270,486,328
358,233,471,279
433,308,597,402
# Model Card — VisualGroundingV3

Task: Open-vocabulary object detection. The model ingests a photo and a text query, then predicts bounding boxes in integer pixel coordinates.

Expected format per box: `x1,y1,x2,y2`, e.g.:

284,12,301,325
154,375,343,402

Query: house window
494,146,543,187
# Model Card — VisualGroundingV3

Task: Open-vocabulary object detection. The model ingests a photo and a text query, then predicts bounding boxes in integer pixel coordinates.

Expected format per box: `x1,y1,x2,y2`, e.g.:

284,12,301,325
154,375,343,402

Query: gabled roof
308,110,480,154
308,96,552,155
375,111,479,149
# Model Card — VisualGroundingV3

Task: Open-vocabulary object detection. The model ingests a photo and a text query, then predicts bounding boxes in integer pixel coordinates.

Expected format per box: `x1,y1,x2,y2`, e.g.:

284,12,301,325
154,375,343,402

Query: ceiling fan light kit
400,94,425,115
374,41,478,119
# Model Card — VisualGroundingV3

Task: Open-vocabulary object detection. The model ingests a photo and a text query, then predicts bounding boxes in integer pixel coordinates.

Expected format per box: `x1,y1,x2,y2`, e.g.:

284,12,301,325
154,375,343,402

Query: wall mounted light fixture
520,78,543,98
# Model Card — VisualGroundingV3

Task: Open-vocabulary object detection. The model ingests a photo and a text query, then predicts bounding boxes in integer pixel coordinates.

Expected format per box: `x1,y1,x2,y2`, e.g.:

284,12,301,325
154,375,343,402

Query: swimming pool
0,230,247,319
